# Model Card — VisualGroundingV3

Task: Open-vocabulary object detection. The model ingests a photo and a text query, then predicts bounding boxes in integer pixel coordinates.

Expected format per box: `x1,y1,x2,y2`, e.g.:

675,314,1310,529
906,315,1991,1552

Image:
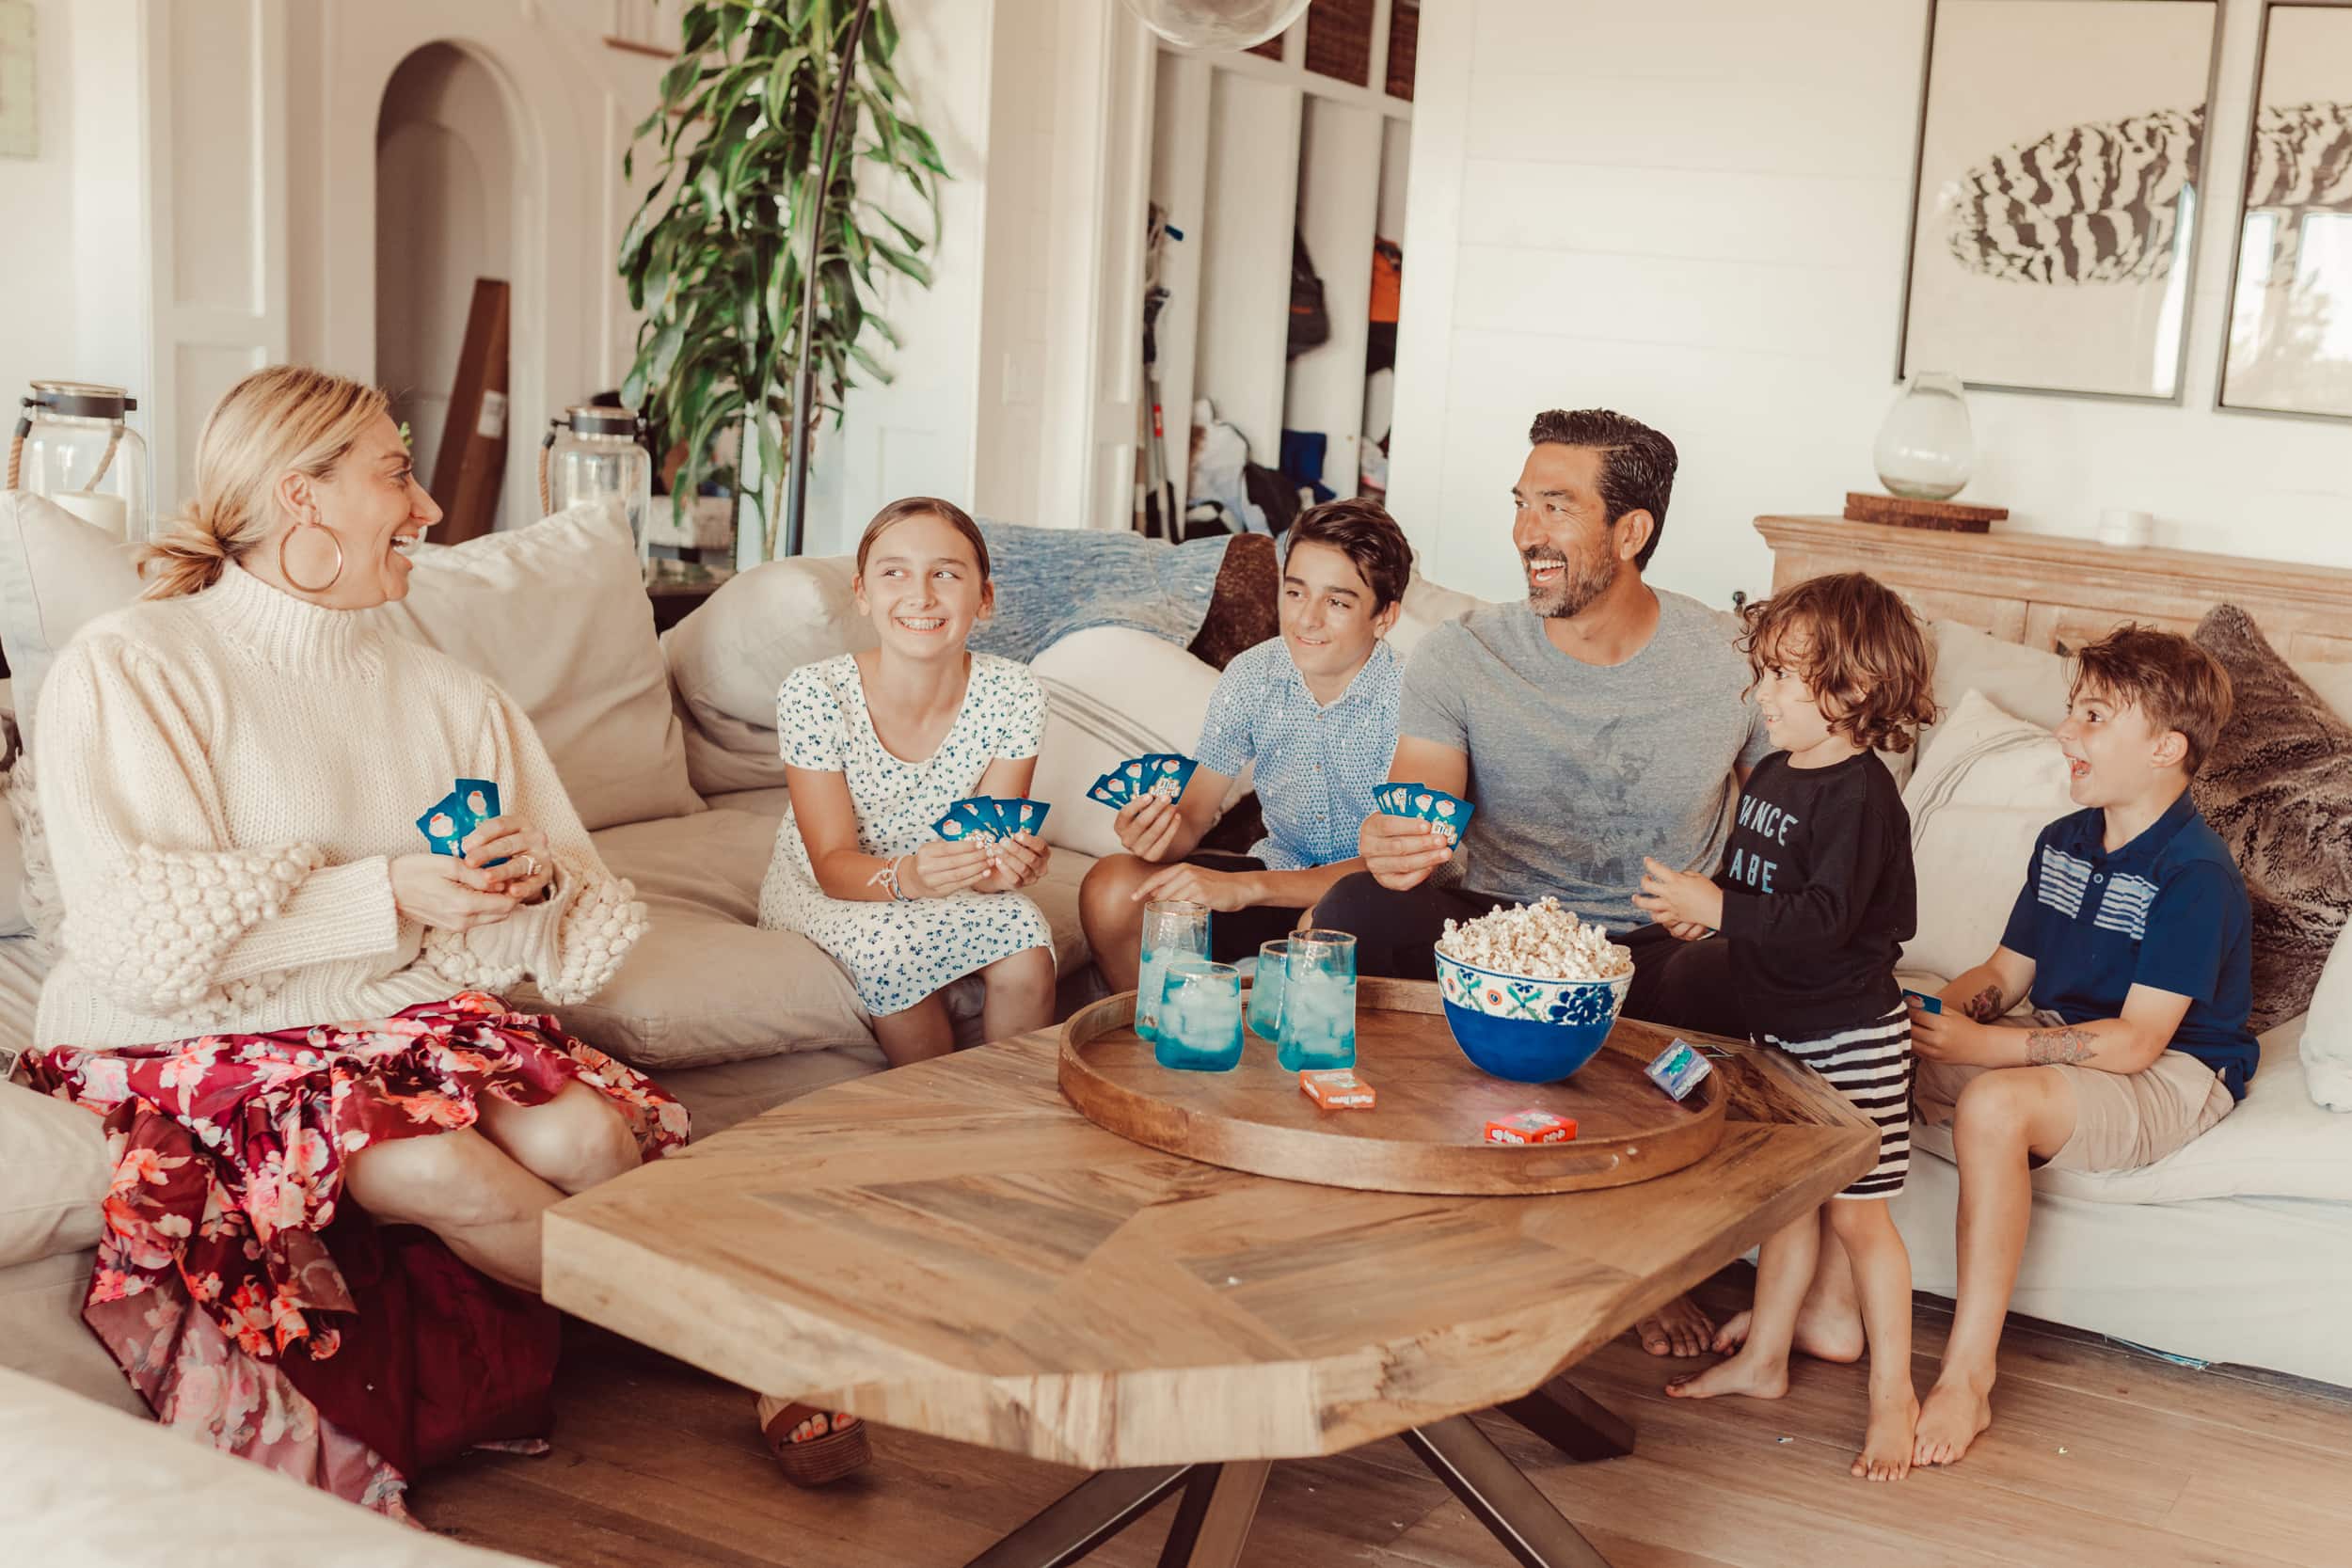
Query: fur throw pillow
2191,605,2352,1032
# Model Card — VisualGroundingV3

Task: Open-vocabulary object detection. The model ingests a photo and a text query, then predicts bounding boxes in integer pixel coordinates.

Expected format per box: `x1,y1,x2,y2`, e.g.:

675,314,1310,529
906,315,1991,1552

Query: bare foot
1912,1377,1994,1465
1664,1351,1788,1402
1853,1387,1920,1481
1710,1300,1865,1363
1636,1293,1714,1357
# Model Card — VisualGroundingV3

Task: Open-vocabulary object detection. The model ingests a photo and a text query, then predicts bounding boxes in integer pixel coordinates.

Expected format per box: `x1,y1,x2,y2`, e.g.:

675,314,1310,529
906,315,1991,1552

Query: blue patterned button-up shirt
1195,637,1401,871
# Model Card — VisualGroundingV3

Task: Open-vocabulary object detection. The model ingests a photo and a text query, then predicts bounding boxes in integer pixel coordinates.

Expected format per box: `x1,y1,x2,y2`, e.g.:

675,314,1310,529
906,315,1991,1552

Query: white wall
0,0,76,400
1388,0,2352,612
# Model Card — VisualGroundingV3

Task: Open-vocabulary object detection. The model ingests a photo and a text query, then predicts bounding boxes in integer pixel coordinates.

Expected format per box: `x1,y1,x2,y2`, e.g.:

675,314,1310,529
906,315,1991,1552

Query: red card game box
1482,1109,1577,1145
1299,1068,1375,1110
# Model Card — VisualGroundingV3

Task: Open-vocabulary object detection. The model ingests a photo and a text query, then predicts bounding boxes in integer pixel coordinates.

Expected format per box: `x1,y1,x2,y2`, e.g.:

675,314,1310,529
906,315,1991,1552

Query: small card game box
1299,1069,1375,1110
1483,1109,1577,1145
1645,1038,1712,1101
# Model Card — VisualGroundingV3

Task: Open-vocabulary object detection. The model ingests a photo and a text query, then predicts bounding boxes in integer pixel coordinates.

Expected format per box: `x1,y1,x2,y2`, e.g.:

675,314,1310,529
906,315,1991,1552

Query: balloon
1119,0,1314,52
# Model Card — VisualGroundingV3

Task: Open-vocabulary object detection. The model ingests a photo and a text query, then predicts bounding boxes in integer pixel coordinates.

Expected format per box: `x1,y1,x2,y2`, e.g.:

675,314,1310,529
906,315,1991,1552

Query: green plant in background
619,0,945,563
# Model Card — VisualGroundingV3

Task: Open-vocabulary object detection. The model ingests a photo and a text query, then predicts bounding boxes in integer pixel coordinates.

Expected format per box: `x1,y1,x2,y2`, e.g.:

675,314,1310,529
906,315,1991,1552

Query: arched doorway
374,41,516,533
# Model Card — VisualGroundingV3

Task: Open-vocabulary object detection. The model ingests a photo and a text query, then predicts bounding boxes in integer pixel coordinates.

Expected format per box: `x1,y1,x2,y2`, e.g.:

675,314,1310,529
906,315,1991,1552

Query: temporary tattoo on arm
2026,1027,2096,1066
1963,984,2004,1022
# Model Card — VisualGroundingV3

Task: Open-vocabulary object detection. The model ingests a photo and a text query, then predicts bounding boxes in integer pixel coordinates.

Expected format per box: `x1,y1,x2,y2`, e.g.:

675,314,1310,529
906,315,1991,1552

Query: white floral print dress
757,652,1055,1016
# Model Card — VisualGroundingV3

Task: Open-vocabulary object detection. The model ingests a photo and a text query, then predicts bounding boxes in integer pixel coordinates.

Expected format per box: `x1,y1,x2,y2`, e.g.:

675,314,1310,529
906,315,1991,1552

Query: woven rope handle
537,439,552,515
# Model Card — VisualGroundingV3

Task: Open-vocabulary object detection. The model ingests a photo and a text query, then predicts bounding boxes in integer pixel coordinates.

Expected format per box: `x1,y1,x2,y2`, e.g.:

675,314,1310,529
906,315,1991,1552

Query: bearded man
1309,407,1771,1355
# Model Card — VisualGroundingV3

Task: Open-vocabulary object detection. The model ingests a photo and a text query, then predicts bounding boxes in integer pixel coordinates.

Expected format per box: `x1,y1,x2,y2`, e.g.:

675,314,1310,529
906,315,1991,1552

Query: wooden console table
1756,515,2352,666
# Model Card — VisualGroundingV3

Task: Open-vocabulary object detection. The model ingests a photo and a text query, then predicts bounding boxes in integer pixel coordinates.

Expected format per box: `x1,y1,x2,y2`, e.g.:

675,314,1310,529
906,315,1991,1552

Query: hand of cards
1088,752,1199,810
415,777,510,866
1374,782,1475,846
931,796,1052,851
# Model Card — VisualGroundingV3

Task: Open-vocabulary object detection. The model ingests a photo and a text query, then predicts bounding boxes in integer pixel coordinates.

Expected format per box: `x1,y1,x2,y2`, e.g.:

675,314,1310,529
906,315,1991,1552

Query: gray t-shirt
1399,593,1771,928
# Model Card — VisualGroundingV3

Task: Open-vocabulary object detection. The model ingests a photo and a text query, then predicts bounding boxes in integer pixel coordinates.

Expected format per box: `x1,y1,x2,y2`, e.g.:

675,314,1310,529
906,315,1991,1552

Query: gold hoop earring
278,513,344,594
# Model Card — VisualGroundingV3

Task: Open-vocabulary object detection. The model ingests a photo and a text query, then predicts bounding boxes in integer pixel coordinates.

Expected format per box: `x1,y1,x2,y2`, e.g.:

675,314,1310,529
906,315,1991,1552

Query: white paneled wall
1390,0,2352,611
0,0,77,401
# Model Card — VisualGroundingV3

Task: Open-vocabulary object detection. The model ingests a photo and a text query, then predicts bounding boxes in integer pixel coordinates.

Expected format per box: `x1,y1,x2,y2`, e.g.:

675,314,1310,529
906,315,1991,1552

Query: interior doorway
374,41,515,532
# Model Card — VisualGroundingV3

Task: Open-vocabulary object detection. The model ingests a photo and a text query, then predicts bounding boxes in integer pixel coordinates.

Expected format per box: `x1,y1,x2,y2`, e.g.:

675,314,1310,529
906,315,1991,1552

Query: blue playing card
450,777,510,866
1088,773,1132,808
1903,989,1944,1015
417,791,471,857
1405,784,1474,846
1000,798,1051,837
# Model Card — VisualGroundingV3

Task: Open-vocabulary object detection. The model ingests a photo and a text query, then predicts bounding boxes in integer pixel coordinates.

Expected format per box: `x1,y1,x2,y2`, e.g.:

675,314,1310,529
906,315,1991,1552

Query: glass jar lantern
1872,372,1975,501
10,382,152,543
539,405,652,564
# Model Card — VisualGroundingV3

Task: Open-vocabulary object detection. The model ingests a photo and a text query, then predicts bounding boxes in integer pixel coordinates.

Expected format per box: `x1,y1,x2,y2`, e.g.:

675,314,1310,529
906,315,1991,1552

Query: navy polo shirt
1999,791,2258,1099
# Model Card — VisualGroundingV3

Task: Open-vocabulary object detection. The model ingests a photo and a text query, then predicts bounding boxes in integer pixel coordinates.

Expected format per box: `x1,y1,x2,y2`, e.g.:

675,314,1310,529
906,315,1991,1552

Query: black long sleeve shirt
1714,750,1915,1037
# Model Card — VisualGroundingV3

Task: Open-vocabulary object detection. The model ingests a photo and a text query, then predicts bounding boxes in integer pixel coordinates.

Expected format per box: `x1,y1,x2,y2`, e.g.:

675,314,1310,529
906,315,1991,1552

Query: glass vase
1872,372,1973,501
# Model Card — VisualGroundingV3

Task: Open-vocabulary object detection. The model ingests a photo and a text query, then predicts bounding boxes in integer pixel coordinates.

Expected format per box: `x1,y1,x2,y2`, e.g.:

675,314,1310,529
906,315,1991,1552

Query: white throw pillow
1899,689,2076,981
0,1079,107,1268
1030,626,1241,859
662,553,871,797
1922,620,2071,748
2301,923,2352,1112
373,501,703,831
0,491,143,731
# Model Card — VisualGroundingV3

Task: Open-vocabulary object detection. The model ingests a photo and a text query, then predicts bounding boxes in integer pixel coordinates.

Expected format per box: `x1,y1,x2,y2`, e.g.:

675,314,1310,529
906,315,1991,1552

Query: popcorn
1483,1110,1578,1145
1299,1068,1375,1110
1436,898,1632,981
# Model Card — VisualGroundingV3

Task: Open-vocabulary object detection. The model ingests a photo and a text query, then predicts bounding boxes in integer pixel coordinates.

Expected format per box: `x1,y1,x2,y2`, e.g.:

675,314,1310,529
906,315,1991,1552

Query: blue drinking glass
1134,898,1209,1044
1248,939,1293,1043
1153,960,1245,1071
1279,928,1358,1070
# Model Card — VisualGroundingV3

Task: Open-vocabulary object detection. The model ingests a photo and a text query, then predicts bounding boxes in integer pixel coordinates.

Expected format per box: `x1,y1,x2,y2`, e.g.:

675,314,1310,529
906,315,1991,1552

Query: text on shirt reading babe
1727,795,1799,894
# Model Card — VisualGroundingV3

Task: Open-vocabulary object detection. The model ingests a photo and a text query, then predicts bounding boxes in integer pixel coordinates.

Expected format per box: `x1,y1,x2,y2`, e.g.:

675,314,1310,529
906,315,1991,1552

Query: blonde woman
12,366,687,1517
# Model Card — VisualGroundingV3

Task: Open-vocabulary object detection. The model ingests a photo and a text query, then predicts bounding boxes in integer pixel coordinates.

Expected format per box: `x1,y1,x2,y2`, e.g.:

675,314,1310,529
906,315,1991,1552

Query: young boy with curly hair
1636,572,1939,1481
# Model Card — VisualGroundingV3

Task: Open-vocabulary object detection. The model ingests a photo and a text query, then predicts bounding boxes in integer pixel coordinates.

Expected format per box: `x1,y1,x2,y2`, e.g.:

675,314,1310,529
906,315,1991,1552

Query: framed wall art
1898,0,2224,402
2217,1,2352,420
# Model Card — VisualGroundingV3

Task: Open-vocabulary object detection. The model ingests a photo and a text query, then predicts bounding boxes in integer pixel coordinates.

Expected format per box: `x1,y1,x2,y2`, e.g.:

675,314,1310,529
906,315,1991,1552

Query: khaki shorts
1915,1043,2234,1174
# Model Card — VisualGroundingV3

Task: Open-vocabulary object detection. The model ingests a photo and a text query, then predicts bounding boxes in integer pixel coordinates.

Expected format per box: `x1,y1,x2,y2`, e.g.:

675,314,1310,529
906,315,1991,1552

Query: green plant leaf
870,240,932,287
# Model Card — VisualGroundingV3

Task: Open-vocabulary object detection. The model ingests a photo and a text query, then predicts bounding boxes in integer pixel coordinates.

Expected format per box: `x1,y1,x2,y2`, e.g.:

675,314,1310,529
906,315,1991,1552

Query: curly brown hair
2069,624,2234,775
1740,573,1938,754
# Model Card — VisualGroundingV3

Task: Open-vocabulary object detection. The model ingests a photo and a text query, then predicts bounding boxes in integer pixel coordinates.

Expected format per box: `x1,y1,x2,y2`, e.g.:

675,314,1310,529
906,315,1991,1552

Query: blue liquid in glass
1153,969,1245,1071
1277,970,1357,1070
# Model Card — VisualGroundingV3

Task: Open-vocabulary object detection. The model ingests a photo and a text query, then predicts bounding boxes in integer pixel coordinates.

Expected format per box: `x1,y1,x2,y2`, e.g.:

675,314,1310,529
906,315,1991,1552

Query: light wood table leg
1401,1416,1614,1568
1495,1375,1636,1463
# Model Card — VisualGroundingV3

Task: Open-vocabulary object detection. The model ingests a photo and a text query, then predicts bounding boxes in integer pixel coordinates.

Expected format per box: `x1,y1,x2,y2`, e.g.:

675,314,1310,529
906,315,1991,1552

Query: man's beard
1525,549,1615,620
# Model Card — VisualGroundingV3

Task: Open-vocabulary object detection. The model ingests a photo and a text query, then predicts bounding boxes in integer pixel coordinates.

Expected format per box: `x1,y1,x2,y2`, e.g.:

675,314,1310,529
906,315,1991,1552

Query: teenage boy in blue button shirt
1903,626,2254,1468
1080,499,1414,978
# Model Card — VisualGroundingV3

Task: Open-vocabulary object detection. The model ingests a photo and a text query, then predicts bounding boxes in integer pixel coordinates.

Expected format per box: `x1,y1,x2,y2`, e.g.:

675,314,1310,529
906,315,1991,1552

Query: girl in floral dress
12,366,686,1518
752,498,1057,1476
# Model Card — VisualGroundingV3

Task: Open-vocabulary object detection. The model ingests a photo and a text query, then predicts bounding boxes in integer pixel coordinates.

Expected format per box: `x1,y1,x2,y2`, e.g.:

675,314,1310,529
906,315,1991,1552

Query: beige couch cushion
515,807,868,1069
1899,689,2076,981
0,1362,533,1566
1028,626,1242,859
0,492,144,731
377,502,703,831
663,553,870,796
0,1080,106,1269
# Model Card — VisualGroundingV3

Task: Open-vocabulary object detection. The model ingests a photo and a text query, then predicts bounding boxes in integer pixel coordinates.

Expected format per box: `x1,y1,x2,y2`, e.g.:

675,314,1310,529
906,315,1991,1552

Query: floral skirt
18,992,688,1518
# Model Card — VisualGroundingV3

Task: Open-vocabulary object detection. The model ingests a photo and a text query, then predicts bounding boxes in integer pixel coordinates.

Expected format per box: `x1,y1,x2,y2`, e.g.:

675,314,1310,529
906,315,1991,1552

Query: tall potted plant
619,0,945,564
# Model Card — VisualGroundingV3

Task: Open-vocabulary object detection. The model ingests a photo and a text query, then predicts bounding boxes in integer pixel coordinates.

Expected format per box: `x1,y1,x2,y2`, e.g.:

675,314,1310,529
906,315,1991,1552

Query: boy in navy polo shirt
1079,499,1413,975
1906,626,2253,1469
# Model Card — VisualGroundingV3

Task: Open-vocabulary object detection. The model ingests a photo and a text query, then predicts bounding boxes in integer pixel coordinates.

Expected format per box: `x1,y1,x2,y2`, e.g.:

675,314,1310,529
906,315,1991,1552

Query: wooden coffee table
544,994,1875,1567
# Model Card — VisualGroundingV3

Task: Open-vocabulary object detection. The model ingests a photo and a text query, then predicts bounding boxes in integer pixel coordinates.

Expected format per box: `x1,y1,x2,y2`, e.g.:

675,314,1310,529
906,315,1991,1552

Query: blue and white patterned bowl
1433,947,1631,1084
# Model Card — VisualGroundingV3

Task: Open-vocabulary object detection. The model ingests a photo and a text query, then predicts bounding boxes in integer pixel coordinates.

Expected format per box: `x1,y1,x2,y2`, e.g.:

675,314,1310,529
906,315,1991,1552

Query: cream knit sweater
28,562,646,1050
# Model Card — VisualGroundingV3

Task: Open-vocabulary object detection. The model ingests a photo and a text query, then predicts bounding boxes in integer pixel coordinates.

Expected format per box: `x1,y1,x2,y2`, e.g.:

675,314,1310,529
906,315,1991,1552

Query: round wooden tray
1057,977,1728,1196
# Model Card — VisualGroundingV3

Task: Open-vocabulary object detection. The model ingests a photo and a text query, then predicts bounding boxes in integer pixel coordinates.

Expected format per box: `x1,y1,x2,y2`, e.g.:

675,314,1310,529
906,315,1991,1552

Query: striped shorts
1756,1005,1912,1199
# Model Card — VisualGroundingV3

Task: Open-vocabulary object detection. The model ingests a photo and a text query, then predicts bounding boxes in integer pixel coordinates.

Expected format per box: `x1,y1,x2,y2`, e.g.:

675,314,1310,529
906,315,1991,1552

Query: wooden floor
416,1270,2352,1568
